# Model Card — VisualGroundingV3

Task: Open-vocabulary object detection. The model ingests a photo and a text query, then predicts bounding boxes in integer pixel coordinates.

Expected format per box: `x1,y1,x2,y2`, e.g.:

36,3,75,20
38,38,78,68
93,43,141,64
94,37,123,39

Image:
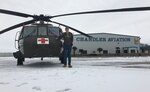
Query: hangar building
72,33,140,55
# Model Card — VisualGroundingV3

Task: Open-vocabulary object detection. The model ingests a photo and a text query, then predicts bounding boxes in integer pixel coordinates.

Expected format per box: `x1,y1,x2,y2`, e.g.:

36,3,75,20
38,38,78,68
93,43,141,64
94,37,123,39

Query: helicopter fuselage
15,23,62,59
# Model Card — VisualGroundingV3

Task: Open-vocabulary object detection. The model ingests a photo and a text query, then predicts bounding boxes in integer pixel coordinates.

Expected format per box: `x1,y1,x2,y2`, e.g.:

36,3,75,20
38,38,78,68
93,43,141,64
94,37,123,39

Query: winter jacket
59,32,73,46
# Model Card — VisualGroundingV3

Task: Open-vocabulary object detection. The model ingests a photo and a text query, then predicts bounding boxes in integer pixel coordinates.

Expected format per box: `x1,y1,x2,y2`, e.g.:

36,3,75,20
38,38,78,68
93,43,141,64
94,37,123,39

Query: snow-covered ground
0,56,150,92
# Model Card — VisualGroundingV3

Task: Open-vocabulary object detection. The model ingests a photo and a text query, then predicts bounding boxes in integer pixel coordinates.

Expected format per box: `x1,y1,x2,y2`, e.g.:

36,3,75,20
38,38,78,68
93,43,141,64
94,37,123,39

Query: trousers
63,44,72,65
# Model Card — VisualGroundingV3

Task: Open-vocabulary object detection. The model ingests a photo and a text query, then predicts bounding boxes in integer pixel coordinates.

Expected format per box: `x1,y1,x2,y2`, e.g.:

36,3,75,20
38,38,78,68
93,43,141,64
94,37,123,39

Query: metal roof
74,32,140,38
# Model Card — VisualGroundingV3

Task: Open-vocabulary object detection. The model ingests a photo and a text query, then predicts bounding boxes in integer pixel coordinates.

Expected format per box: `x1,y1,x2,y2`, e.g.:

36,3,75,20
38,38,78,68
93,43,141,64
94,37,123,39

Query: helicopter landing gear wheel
59,54,64,64
17,58,23,65
13,51,25,65
17,57,24,66
60,59,64,64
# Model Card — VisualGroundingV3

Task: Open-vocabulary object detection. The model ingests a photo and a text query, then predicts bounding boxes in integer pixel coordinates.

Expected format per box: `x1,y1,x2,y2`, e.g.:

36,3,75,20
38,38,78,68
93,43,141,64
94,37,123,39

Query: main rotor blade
0,9,34,18
50,20,92,38
0,19,36,34
51,7,150,18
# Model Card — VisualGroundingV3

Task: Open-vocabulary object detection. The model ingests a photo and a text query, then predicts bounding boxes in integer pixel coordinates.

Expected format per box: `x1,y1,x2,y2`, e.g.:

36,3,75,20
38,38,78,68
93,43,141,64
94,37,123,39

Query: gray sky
0,0,150,52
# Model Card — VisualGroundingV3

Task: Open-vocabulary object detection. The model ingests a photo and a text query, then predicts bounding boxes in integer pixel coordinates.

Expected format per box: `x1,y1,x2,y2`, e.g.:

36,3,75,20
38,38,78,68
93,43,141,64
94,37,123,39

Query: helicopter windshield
48,27,60,36
38,26,47,36
22,26,61,38
23,26,37,37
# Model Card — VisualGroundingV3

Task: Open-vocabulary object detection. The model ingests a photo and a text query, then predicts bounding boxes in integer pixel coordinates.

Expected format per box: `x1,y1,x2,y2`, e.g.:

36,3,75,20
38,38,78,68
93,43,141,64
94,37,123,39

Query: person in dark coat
59,27,73,68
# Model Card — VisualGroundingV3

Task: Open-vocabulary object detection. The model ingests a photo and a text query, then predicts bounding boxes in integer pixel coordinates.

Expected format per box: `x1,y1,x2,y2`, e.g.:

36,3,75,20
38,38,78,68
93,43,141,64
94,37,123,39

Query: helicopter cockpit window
48,27,60,36
38,27,47,36
23,26,37,37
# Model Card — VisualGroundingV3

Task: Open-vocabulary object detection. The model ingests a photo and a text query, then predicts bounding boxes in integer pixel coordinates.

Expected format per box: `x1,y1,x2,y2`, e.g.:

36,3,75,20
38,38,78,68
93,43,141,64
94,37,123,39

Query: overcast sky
0,0,150,52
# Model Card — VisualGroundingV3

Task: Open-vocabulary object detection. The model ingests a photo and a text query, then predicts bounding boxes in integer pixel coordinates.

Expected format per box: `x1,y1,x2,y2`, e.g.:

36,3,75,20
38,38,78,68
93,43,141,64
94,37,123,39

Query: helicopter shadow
22,61,62,68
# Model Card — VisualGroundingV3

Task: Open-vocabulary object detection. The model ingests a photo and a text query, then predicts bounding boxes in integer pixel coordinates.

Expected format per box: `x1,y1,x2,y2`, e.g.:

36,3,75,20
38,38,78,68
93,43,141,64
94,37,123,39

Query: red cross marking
38,38,48,44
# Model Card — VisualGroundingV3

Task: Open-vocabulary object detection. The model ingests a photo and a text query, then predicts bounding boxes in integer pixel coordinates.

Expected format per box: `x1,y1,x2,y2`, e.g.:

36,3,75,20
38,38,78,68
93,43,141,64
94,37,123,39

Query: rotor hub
34,14,50,22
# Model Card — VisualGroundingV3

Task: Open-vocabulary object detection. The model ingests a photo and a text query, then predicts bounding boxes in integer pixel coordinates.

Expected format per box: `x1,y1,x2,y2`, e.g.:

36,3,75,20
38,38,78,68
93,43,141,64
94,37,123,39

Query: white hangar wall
73,33,140,54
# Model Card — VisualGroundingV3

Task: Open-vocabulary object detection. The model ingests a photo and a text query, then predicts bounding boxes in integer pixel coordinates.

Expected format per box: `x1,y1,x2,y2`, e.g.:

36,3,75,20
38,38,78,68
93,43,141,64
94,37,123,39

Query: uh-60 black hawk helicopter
0,6,150,65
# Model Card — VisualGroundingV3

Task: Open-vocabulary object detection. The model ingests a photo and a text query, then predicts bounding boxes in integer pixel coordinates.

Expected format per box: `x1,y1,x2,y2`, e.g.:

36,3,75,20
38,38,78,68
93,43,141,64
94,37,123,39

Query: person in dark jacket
59,27,73,68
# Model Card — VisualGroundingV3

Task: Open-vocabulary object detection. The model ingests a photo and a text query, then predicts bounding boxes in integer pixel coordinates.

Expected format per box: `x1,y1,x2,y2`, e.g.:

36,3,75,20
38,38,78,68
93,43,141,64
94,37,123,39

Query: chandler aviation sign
76,37,131,42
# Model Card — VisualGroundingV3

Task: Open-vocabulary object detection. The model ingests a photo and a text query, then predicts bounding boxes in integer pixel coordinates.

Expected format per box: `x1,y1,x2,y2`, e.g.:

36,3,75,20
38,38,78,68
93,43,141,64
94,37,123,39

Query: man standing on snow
59,27,73,68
